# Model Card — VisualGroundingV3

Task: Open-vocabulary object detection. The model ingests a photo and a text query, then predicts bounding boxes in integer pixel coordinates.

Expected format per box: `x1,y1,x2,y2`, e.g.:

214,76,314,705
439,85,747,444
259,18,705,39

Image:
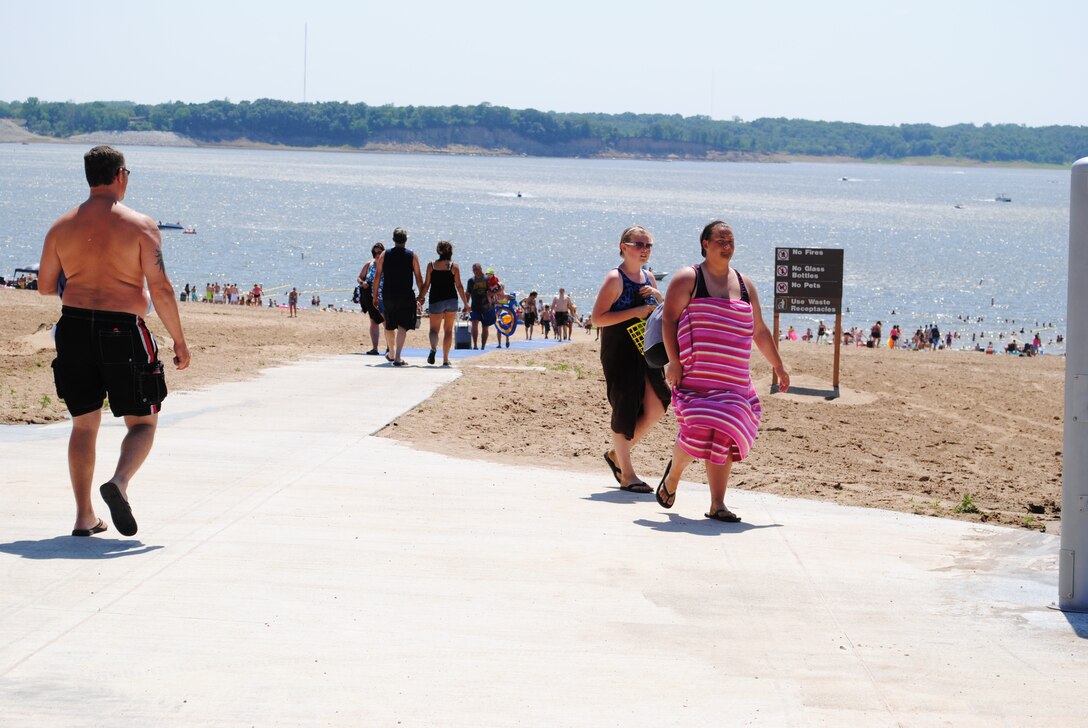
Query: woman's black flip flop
603,451,622,484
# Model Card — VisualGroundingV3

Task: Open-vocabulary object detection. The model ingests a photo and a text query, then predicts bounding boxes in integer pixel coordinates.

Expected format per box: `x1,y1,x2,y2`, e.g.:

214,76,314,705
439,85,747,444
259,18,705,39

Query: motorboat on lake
5,264,39,289
182,226,197,234
643,266,669,282
995,193,1011,202
157,221,184,230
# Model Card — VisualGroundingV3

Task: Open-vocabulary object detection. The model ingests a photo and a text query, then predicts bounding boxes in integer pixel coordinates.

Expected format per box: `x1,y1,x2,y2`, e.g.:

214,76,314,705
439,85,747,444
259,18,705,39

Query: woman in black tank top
419,240,470,366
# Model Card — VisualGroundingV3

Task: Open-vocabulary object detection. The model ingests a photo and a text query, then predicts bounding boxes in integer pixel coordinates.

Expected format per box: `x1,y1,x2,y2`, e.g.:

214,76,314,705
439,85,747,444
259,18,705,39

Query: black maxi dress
600,267,670,439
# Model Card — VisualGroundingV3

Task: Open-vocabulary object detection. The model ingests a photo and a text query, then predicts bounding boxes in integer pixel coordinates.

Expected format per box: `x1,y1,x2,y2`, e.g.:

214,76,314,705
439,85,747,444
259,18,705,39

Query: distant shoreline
0,120,1065,170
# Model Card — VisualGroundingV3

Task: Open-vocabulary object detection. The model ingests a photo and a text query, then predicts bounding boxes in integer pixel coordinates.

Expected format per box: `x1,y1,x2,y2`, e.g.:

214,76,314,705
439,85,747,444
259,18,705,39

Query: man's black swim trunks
52,306,168,417
383,296,418,331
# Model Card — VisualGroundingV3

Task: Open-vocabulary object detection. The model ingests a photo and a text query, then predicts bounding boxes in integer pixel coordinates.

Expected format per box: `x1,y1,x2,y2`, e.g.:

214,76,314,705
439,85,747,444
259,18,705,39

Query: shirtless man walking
552,288,572,341
39,146,191,537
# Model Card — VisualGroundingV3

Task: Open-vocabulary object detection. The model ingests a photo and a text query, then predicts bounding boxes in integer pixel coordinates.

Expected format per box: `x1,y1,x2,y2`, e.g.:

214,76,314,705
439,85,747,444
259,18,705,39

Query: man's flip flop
100,482,138,536
620,481,653,493
655,460,675,509
705,508,741,523
603,451,622,485
71,519,108,537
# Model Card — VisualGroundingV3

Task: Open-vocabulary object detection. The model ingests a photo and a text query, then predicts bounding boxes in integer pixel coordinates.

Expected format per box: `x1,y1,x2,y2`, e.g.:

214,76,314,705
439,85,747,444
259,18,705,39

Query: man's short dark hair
84,145,125,187
392,227,408,245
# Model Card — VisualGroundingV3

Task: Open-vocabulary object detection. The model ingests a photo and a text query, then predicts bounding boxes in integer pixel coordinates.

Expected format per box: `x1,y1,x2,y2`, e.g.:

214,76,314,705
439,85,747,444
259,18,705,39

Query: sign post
1059,158,1088,613
773,248,845,395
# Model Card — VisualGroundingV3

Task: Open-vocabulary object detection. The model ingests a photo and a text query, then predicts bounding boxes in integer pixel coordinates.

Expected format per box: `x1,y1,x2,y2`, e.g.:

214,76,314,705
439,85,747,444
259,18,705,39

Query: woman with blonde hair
591,225,668,492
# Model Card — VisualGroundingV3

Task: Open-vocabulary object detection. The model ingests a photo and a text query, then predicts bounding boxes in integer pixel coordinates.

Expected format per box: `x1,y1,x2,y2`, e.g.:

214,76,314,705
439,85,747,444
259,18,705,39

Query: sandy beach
1,287,1064,532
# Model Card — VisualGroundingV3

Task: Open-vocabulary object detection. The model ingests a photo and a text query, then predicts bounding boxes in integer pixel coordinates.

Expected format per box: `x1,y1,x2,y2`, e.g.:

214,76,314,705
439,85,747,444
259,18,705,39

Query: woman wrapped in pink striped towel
655,221,790,522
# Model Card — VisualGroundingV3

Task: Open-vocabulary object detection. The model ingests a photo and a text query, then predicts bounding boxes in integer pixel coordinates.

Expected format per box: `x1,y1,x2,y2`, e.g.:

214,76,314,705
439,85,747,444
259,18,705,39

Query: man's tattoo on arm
155,247,166,273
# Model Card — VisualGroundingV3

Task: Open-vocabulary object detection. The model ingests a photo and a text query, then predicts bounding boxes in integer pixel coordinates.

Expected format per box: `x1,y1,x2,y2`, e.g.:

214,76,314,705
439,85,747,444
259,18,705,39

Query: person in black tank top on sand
655,220,789,523
372,227,424,366
419,240,471,366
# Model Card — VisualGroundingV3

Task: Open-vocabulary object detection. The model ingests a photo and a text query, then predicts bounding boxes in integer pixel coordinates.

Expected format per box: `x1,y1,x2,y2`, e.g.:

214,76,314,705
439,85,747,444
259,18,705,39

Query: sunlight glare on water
0,144,1069,347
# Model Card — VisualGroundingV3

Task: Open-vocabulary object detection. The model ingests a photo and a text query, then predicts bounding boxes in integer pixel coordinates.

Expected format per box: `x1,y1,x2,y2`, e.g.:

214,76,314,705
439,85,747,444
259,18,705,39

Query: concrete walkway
1,353,1084,726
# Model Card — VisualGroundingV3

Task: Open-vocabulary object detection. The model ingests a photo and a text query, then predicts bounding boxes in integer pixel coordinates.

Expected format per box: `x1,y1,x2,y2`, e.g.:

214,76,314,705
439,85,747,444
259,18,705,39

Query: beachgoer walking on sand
592,225,668,493
38,145,191,537
487,268,513,349
287,287,299,317
465,263,493,349
373,227,423,366
553,288,572,341
655,220,788,522
522,292,538,339
418,240,470,366
870,320,882,348
358,242,385,355
541,305,553,338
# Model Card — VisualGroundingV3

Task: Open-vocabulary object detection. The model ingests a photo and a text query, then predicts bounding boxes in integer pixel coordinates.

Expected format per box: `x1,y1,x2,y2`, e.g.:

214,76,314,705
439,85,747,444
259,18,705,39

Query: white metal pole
1059,158,1088,612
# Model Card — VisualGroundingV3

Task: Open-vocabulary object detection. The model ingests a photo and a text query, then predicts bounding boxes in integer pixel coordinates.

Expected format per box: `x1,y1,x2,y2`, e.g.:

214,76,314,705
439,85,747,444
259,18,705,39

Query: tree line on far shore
3,97,1085,165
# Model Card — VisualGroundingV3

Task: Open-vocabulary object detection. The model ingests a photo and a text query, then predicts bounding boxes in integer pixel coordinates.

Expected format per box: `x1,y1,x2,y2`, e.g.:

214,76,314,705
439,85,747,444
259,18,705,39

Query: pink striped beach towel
672,297,762,464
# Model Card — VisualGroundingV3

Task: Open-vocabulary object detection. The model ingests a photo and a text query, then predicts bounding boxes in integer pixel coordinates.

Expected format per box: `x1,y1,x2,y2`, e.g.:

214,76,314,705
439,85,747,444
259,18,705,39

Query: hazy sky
2,0,1084,127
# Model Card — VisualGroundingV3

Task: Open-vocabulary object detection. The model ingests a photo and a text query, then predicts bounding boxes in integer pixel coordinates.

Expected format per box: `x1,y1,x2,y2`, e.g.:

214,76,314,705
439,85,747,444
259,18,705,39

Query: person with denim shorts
38,145,191,538
418,240,470,366
466,263,494,349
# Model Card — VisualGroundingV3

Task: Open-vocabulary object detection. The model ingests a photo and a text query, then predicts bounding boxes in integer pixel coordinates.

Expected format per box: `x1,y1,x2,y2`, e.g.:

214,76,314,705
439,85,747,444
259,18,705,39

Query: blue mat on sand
364,335,571,361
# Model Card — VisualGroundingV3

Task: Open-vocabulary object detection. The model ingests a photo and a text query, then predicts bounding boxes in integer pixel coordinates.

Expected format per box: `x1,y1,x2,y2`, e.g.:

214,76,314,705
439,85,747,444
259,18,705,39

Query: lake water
0,143,1072,349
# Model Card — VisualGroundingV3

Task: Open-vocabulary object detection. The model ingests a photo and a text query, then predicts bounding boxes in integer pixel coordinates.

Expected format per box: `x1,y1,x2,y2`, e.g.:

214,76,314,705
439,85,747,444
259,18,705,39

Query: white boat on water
643,266,669,282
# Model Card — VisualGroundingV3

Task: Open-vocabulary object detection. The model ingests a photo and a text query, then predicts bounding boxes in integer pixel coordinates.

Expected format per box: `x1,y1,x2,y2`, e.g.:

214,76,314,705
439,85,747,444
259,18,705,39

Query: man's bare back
39,149,189,369
42,197,158,317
